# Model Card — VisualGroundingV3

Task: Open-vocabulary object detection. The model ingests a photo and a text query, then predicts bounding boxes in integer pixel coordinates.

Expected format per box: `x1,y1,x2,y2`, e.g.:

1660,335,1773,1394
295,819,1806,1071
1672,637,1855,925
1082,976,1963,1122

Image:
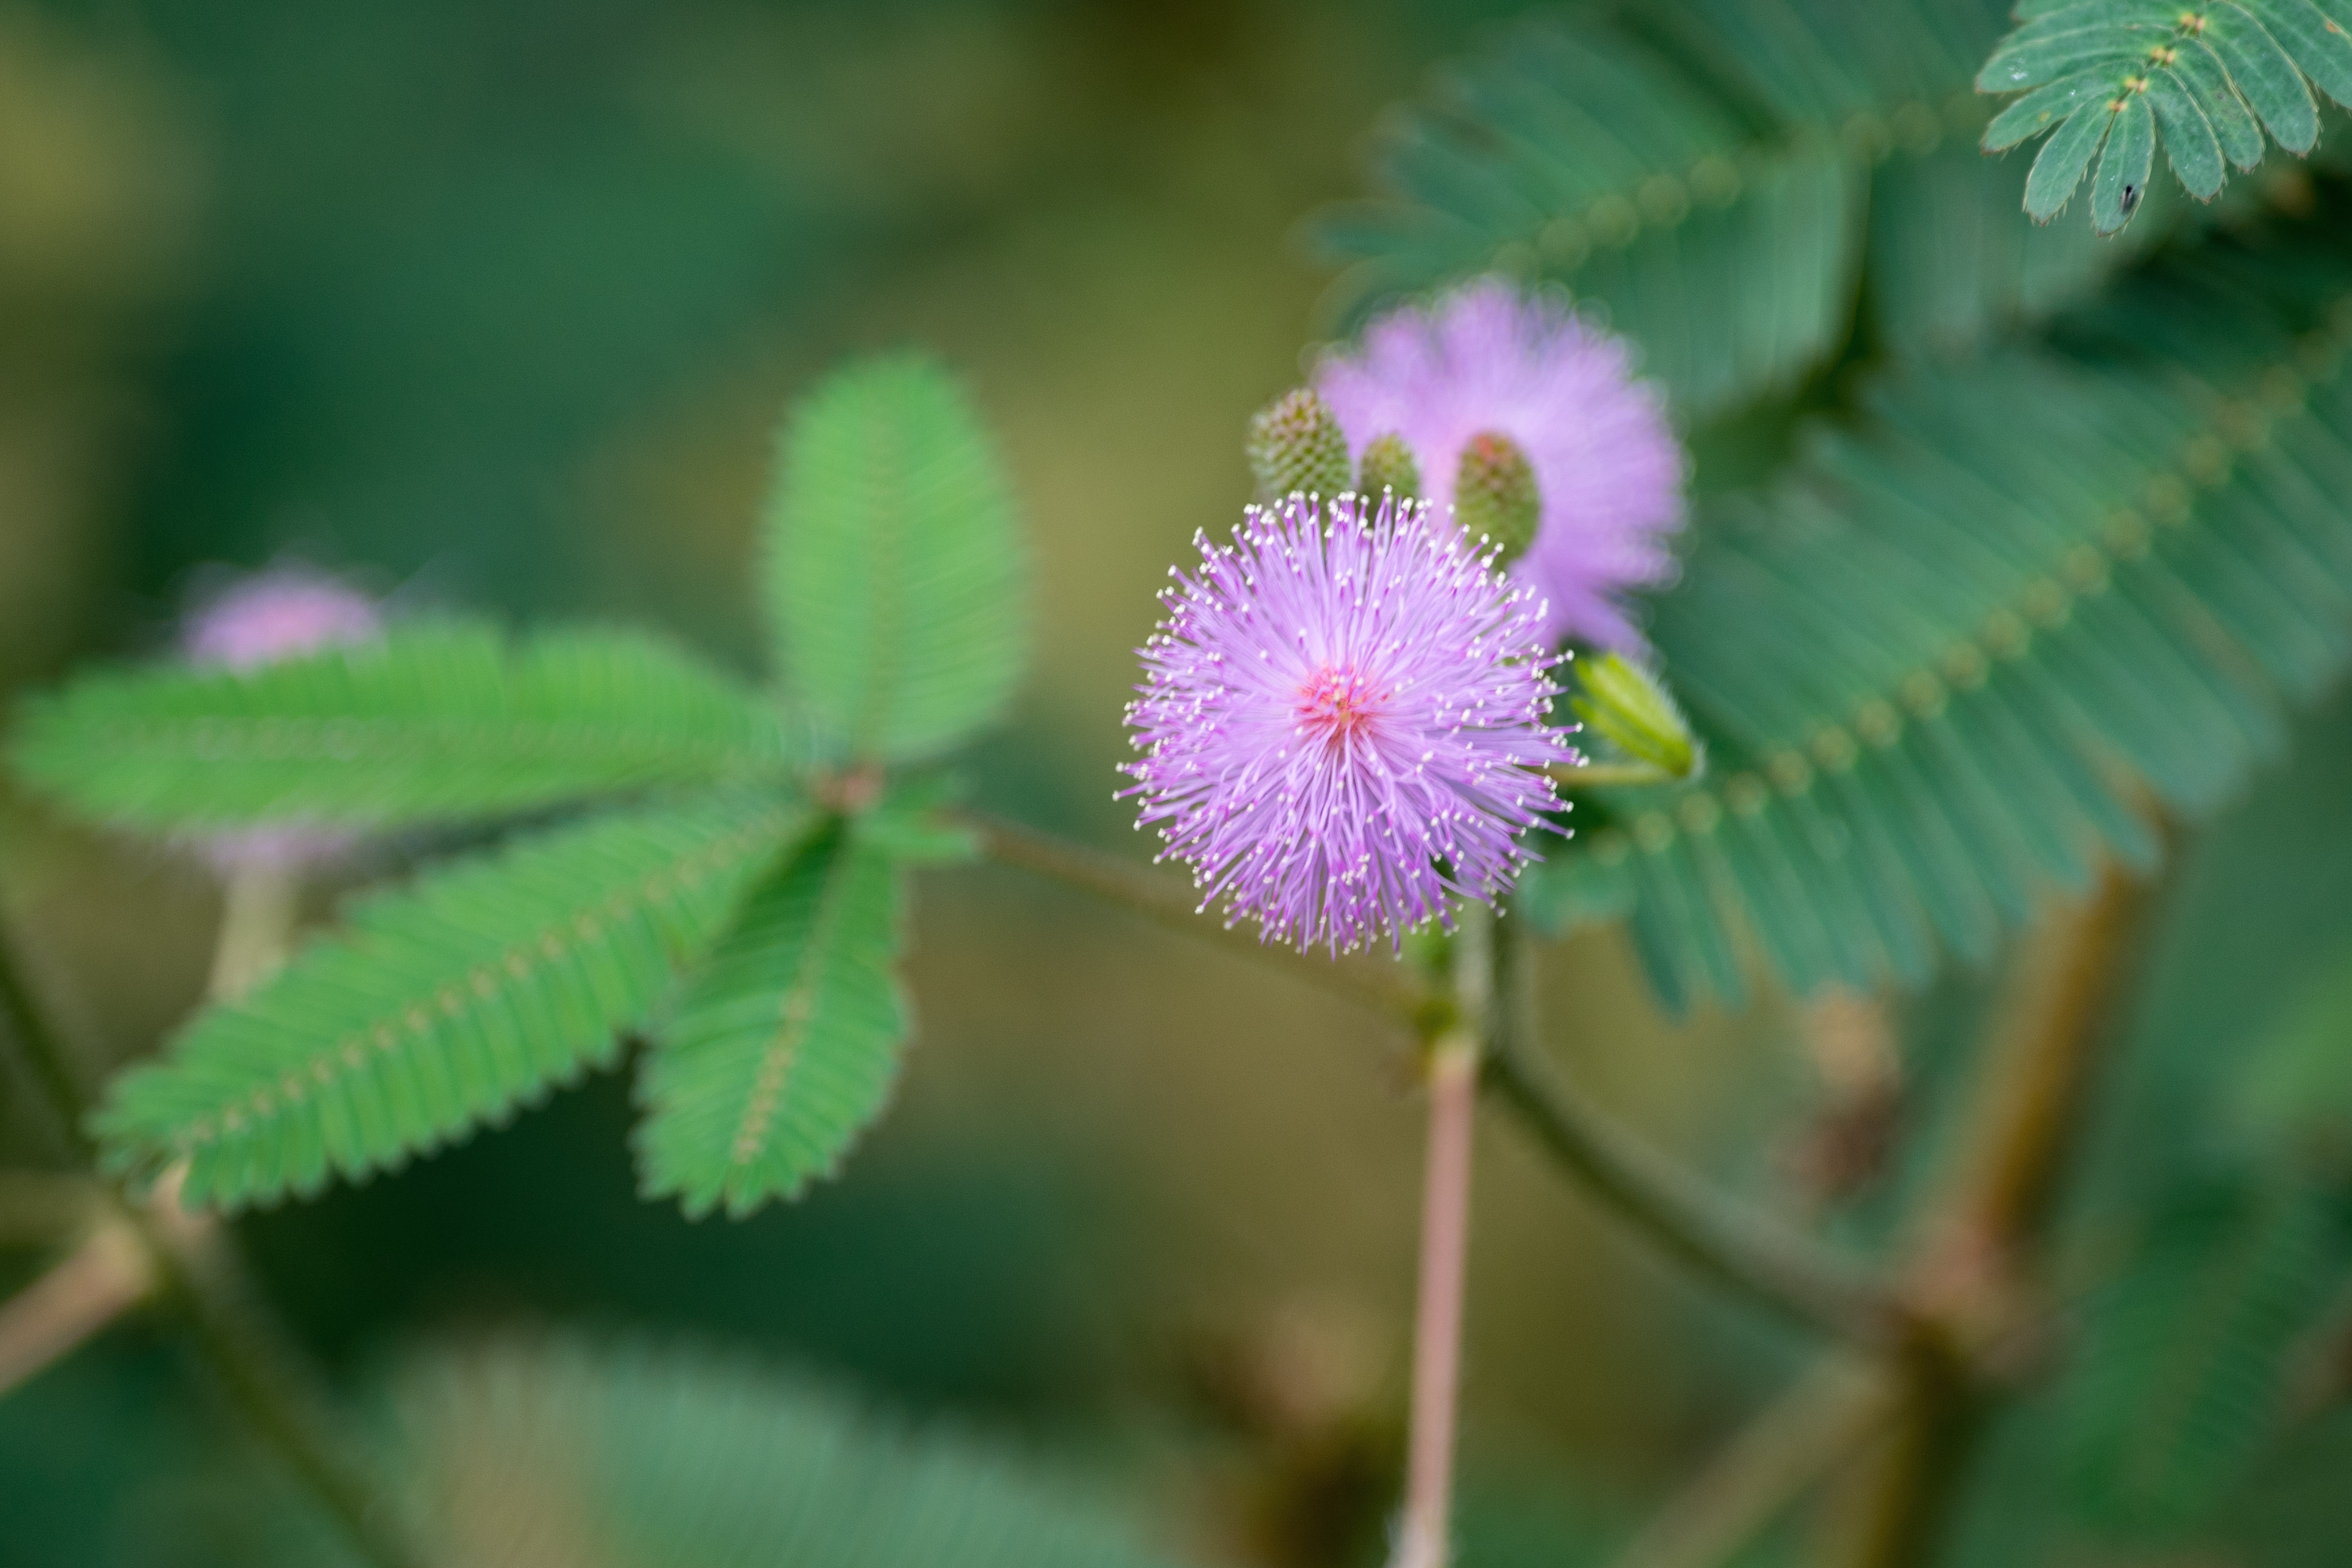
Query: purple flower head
1315,279,1685,651
184,568,382,671
1120,492,1577,954
184,568,382,874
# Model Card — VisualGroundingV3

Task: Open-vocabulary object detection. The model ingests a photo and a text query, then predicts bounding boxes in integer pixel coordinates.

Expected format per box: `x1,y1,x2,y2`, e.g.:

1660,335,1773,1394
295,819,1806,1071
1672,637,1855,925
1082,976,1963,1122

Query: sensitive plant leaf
764,355,1030,764
2262,0,2352,109
93,795,810,1210
383,1335,1189,1568
855,777,984,865
635,821,907,1216
1549,216,2352,1009
11,620,794,834
2206,3,2321,152
1986,68,2128,148
2091,93,2157,231
2143,69,2228,198
1977,0,2352,229
2178,38,2270,169
1311,2,2089,415
2230,944,2352,1167
2061,1178,2348,1541
2026,99,2118,219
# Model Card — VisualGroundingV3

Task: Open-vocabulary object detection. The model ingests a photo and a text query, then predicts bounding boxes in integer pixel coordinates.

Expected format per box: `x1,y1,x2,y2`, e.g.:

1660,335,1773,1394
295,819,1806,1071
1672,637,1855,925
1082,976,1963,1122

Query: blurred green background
8,3,2348,1566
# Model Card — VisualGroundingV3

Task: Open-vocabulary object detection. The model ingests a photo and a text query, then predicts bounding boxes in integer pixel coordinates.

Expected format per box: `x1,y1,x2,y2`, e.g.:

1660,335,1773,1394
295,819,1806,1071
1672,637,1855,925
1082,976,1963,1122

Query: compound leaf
11,620,792,834
764,356,1030,764
93,794,808,1209
635,818,907,1216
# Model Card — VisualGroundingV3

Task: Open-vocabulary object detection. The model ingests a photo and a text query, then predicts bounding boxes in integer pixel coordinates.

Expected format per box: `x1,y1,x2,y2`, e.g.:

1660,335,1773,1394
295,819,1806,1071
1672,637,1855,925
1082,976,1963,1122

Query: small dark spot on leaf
2121,183,2140,214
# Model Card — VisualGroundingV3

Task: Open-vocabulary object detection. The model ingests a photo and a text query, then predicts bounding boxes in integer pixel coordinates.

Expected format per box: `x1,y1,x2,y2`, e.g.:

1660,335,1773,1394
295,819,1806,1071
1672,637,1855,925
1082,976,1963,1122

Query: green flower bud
1356,431,1422,500
1451,430,1541,566
1570,653,1701,779
1246,387,1352,501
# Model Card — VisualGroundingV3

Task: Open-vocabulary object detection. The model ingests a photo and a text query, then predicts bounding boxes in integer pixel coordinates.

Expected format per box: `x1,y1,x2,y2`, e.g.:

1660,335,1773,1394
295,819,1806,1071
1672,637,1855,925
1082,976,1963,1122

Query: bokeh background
5,4,2348,1566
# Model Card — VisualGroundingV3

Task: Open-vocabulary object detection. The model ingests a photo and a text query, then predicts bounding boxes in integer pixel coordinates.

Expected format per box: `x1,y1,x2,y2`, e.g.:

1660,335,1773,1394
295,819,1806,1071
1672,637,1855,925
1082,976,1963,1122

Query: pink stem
1396,1037,1479,1568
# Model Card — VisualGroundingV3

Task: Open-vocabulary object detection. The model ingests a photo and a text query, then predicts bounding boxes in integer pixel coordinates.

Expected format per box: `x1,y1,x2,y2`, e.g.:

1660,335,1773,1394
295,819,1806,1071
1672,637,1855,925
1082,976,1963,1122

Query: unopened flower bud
1451,431,1540,566
1246,387,1352,501
1356,431,1421,499
1570,652,1701,779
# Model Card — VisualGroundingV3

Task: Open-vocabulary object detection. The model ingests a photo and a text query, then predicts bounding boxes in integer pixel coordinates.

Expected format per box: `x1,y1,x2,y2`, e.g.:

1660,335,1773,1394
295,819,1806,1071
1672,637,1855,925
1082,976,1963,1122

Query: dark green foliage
765,355,1030,765
636,820,909,1217
1527,218,2352,1009
10,621,793,832
2059,1177,2347,1539
381,1334,1187,1568
1310,0,2157,414
91,796,809,1209
1980,0,2352,230
2229,942,2352,1168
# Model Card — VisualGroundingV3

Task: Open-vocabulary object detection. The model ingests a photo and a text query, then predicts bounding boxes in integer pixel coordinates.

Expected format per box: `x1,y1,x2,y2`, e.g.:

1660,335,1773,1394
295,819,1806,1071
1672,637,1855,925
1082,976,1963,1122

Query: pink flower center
1296,663,1389,749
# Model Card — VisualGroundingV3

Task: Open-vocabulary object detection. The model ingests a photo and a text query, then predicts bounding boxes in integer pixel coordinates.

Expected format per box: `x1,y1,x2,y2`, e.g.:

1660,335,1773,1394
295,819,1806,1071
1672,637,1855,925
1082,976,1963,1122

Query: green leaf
2207,4,2321,151
1313,1,2176,401
1986,67,2129,148
1978,0,2352,228
2259,0,2352,111
2061,1177,2347,1541
382,1335,1188,1568
1552,214,2352,1009
855,777,983,865
2025,99,2118,219
91,794,808,1210
2178,37,2270,168
635,820,908,1216
2229,941,2352,1168
2144,68,2228,197
1515,835,1638,938
10,620,792,834
2091,93,2157,231
765,354,1030,764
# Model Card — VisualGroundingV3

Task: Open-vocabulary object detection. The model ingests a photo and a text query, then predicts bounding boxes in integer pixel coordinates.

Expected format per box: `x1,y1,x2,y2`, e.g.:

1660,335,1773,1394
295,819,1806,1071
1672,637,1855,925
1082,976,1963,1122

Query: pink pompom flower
1315,279,1685,651
1121,492,1576,954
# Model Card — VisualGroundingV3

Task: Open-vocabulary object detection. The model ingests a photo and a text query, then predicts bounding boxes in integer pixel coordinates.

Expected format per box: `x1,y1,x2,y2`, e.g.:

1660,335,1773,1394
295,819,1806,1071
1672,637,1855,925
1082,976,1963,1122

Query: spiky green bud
1570,653,1701,779
1451,430,1541,566
1246,388,1352,501
1356,431,1421,500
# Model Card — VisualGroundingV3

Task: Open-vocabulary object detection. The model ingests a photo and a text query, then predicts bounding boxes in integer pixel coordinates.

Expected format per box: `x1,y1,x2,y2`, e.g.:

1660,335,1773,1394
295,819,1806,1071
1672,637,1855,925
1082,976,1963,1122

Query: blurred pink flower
184,568,382,670
1315,279,1685,651
184,567,382,872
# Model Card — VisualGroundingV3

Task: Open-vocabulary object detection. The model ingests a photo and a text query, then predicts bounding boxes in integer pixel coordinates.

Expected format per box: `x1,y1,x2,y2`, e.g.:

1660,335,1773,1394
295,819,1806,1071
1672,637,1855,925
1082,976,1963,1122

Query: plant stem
1484,920,1912,1350
1394,905,1493,1568
964,810,1426,1015
0,1216,151,1395
208,863,301,1002
1605,1354,1898,1568
1832,859,2157,1568
972,813,1913,1353
0,912,424,1568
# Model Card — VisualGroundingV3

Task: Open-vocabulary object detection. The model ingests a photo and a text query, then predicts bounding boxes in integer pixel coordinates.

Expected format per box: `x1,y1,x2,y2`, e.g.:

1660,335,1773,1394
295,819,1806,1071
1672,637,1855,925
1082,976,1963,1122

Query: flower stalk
0,912,424,1568
1394,902,1494,1568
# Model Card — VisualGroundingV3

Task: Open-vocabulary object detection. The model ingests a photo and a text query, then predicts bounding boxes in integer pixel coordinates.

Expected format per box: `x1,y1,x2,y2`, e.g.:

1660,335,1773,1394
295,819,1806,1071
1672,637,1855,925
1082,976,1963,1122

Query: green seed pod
1245,387,1352,502
1451,430,1541,566
1570,652,1701,779
1356,431,1422,500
